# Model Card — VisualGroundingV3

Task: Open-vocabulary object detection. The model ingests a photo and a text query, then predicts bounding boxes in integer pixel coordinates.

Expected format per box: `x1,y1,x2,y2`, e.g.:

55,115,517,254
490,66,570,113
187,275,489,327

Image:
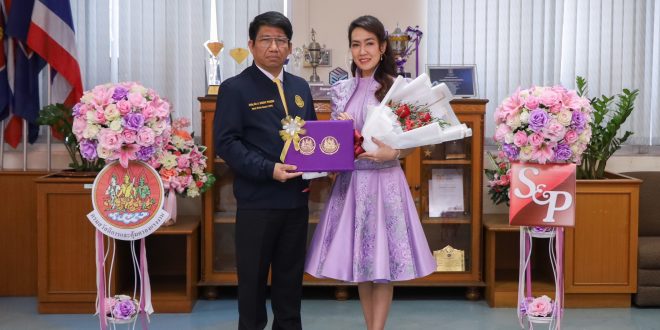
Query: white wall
290,0,427,83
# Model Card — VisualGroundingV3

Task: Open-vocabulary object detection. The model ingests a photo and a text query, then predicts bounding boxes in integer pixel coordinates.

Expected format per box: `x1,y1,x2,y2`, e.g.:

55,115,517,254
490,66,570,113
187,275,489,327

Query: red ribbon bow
353,129,365,157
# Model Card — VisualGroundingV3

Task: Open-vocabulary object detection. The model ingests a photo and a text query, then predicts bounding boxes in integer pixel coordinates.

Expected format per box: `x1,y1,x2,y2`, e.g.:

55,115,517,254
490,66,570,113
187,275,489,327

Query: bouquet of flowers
361,73,472,152
72,82,172,168
493,85,593,164
484,151,511,205
104,294,139,324
153,118,215,199
152,118,215,225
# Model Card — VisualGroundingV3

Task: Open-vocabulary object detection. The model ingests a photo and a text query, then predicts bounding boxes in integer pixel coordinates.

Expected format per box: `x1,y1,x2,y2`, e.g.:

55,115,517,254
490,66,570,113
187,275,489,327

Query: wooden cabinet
199,95,486,296
36,175,200,313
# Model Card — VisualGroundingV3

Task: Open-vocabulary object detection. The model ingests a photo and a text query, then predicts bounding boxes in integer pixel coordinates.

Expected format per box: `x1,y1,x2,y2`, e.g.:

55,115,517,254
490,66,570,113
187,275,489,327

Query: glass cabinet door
418,121,474,273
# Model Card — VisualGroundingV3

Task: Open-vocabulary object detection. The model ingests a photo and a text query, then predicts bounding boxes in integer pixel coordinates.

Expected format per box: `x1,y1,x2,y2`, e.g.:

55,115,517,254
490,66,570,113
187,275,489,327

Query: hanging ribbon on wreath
509,162,576,330
88,161,170,329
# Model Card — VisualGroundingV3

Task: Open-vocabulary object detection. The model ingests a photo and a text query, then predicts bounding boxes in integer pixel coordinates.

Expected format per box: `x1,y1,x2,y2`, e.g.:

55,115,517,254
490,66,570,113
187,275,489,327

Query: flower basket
104,295,139,324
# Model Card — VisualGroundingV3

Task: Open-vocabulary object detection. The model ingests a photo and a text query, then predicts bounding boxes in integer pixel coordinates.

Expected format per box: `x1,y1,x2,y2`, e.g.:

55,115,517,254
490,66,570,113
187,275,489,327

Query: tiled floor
1,288,659,329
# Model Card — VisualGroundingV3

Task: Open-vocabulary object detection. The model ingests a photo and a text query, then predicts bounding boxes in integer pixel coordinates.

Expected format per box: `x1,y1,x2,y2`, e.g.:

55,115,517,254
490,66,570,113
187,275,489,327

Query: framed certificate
427,65,477,97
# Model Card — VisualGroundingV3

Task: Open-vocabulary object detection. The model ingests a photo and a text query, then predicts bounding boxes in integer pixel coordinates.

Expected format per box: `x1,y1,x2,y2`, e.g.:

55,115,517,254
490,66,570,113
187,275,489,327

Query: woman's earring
380,53,383,61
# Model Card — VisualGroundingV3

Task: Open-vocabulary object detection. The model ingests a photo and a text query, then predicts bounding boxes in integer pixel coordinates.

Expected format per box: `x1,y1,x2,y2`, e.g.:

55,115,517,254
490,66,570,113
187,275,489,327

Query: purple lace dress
304,76,436,282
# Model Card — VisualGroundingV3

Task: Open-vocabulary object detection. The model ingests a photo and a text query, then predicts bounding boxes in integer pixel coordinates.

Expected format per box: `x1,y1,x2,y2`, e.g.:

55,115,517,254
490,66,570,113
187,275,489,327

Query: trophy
204,40,224,95
303,29,325,83
388,25,423,77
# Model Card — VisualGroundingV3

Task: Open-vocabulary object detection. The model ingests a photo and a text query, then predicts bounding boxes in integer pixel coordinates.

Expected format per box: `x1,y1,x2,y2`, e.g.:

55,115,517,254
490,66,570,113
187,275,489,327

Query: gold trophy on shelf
304,29,324,83
204,40,224,95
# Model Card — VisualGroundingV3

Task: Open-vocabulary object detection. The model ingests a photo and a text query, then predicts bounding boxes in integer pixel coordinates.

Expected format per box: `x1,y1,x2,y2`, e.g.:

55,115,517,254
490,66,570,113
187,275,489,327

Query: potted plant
37,103,105,173
574,76,639,179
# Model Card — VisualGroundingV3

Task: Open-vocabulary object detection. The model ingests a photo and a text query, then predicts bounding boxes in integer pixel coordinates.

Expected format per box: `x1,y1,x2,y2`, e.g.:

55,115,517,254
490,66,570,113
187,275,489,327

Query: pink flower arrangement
72,82,172,168
485,151,511,205
104,294,138,323
493,86,593,164
152,118,215,198
525,295,554,317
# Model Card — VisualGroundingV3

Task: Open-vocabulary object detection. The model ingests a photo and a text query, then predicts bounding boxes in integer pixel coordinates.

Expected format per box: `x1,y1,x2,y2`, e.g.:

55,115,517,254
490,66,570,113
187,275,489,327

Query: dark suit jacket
214,63,317,209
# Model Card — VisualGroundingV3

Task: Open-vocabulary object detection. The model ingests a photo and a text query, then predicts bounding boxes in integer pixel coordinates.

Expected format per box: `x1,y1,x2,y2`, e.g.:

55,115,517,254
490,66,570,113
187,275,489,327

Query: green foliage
37,103,105,172
576,77,639,179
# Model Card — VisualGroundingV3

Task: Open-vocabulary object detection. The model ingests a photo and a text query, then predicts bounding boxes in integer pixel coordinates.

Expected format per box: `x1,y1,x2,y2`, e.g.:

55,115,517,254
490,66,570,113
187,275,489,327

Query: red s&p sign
509,162,576,227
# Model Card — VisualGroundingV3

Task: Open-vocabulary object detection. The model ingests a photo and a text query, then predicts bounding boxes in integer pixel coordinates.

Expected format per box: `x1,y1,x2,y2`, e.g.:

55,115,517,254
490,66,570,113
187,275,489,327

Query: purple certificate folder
284,120,355,172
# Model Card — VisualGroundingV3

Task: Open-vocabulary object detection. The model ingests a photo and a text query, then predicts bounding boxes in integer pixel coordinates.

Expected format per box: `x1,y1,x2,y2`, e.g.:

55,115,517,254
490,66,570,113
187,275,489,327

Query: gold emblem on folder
295,95,305,108
320,136,339,155
299,136,316,155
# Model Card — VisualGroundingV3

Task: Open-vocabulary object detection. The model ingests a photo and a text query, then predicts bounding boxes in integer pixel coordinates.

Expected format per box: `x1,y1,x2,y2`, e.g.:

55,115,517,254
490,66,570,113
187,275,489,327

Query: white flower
97,145,114,159
86,110,97,124
186,186,200,198
519,111,530,124
105,104,120,121
556,110,572,126
506,115,522,129
504,132,514,144
109,119,122,131
83,125,100,139
159,153,178,169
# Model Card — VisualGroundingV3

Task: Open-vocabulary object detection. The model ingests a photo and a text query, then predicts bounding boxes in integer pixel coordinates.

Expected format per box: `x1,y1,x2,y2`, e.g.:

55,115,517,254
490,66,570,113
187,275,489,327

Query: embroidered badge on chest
295,95,305,108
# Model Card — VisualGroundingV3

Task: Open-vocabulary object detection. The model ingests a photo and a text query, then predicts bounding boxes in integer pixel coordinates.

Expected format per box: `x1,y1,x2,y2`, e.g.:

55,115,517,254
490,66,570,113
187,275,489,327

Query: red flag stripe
26,23,82,101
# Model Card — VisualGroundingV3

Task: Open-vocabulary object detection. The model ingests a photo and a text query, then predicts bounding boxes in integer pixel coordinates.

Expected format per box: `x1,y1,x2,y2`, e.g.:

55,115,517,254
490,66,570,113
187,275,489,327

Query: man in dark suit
214,11,316,330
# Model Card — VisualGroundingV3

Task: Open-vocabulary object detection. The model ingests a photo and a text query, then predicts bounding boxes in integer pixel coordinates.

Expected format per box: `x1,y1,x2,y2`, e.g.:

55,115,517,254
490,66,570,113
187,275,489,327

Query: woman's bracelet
394,149,401,160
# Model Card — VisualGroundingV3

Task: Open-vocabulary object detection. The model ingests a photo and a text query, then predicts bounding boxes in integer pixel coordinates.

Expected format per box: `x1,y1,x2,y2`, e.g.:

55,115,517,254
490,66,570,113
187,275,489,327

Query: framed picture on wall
427,65,477,98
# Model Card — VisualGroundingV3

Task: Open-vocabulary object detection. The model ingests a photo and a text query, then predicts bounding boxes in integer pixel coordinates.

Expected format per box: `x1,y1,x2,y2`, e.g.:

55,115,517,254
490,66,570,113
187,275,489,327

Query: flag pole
46,64,52,172
0,120,4,170
22,118,27,171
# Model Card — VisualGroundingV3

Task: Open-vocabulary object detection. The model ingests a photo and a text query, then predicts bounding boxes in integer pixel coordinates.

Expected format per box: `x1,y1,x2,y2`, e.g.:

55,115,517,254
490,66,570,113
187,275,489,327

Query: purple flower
554,143,572,161
528,109,549,132
112,87,129,101
503,143,520,160
571,111,587,131
112,300,136,320
79,139,98,160
136,145,155,161
72,103,82,117
123,113,145,131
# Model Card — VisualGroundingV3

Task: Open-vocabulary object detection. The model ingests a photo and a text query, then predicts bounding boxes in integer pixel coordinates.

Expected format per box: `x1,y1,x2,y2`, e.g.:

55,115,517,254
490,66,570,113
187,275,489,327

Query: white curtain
428,0,660,145
69,0,283,137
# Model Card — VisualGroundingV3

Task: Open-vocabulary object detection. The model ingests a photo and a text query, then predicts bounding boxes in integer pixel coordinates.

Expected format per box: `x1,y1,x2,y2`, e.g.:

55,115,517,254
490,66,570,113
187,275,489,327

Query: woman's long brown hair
348,15,397,102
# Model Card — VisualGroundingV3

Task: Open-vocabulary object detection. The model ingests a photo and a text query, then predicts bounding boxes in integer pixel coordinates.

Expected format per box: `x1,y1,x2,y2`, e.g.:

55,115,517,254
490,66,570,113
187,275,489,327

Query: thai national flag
4,0,45,147
27,0,82,107
0,6,11,123
2,0,82,147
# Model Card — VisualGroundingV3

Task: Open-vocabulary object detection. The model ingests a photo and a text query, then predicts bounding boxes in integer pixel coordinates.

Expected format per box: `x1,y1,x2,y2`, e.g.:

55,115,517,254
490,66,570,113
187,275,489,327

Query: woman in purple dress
305,15,436,330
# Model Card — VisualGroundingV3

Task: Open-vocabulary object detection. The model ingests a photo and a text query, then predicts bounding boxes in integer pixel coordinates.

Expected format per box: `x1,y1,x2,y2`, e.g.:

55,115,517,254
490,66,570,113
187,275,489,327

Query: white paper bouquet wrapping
361,73,472,152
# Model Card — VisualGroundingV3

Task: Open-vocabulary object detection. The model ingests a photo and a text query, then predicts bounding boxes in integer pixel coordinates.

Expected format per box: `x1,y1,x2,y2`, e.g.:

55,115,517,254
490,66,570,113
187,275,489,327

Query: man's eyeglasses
256,37,289,48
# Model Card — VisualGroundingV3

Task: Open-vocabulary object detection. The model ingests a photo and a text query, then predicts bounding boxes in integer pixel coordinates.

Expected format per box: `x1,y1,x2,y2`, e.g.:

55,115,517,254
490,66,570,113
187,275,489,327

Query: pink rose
177,155,191,169
524,96,540,110
149,97,171,118
494,124,512,143
97,128,122,150
94,107,107,124
528,133,544,147
539,89,560,108
116,100,131,115
72,117,87,136
564,130,578,144
92,85,113,107
513,131,528,147
128,92,146,108
542,119,567,142
527,295,553,317
136,127,155,147
122,129,138,144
